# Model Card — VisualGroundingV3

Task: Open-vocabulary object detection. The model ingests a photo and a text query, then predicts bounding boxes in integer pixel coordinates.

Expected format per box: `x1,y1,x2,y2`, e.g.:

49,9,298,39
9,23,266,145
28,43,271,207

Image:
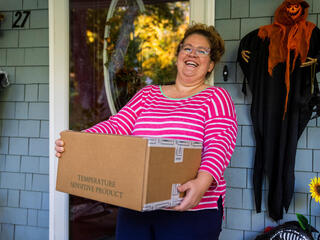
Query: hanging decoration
237,0,320,221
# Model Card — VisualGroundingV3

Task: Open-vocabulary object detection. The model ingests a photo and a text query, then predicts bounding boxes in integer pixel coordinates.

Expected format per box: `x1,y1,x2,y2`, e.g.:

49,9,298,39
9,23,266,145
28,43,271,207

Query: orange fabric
257,0,315,117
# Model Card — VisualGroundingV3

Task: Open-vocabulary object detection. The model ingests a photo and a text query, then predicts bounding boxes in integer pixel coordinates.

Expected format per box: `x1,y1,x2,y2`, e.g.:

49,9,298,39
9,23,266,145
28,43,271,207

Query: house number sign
12,10,31,28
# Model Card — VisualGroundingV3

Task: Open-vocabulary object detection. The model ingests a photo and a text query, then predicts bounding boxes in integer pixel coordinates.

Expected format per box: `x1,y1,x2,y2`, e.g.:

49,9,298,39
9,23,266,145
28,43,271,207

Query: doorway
69,1,189,239
49,0,215,239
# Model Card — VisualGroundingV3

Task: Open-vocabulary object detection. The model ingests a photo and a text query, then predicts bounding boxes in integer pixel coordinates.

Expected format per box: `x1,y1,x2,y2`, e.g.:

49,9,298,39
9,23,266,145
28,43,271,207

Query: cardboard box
56,131,202,211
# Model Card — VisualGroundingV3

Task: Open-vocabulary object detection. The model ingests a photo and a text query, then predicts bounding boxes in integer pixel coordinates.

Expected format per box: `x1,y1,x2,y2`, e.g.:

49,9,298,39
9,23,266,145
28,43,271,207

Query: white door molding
49,0,70,239
190,0,215,26
190,0,216,85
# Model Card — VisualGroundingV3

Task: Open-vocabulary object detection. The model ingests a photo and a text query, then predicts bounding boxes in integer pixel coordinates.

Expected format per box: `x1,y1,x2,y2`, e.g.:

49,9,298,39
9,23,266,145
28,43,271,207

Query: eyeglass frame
179,43,211,57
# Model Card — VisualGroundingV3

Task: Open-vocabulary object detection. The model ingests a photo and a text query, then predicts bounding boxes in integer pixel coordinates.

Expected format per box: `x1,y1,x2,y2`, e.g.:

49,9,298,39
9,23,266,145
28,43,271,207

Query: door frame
49,1,215,239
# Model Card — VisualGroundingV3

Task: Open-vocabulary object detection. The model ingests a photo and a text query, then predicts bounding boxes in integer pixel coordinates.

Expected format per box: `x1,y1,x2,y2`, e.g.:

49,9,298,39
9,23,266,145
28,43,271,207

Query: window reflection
105,1,189,113
69,0,189,239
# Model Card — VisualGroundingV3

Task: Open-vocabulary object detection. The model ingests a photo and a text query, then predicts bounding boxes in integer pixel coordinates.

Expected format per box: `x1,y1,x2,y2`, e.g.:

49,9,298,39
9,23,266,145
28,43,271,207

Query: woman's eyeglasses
180,44,211,57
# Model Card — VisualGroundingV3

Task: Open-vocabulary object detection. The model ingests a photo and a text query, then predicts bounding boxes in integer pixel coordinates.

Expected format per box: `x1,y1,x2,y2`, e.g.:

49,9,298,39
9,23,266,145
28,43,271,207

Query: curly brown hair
177,23,225,64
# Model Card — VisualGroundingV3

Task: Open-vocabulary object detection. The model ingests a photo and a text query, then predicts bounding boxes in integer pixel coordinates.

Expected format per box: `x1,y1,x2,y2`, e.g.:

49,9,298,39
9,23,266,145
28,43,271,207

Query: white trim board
49,0,70,239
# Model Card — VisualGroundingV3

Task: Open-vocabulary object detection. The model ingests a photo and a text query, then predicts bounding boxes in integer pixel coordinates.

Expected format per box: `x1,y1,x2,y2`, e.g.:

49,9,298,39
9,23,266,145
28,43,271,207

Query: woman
56,23,238,240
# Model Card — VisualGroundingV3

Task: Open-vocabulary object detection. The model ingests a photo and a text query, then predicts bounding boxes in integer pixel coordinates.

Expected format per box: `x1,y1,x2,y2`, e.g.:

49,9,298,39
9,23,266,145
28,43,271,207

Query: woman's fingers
55,145,64,153
172,181,200,211
55,139,65,157
55,152,62,158
55,139,64,146
172,172,214,211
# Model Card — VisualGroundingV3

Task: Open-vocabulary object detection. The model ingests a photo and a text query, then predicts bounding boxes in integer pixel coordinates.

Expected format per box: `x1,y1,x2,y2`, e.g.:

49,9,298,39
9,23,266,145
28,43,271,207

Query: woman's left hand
172,171,214,211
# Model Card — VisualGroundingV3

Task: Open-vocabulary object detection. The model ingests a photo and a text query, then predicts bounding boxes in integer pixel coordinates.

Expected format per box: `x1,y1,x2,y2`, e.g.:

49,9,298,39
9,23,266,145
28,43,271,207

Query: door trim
49,0,70,239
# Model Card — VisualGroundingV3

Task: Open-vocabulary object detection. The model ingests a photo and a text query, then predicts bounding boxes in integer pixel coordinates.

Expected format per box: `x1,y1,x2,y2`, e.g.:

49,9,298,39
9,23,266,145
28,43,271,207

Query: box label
70,174,124,199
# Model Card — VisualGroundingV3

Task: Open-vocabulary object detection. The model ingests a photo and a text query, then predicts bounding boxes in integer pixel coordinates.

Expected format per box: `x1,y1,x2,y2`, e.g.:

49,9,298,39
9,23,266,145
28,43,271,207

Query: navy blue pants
115,197,223,240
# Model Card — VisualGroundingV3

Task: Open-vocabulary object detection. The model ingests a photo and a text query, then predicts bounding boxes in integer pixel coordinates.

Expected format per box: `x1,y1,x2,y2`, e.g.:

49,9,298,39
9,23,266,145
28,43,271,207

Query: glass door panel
69,0,189,239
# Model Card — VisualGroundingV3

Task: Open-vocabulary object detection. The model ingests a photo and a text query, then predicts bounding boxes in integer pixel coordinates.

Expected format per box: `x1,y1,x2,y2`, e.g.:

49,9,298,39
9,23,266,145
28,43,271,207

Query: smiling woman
56,23,238,240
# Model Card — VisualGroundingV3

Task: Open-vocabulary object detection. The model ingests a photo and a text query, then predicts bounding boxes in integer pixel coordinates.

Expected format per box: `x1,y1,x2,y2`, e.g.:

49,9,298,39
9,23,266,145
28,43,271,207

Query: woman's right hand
55,139,65,158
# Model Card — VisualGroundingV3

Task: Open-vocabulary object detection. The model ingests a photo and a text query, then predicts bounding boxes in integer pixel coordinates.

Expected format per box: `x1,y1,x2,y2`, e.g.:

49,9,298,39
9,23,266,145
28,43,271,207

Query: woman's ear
208,61,215,73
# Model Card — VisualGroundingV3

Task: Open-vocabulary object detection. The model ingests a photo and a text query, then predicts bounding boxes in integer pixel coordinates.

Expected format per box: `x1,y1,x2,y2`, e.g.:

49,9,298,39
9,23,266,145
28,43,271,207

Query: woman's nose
187,49,198,57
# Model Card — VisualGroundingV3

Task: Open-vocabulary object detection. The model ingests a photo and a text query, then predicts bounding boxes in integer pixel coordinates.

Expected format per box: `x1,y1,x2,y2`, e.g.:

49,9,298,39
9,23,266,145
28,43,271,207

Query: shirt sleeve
198,87,238,187
83,86,150,135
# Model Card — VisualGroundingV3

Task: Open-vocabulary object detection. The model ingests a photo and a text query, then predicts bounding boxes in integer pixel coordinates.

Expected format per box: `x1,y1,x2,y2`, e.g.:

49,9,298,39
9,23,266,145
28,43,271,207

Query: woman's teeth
185,61,198,67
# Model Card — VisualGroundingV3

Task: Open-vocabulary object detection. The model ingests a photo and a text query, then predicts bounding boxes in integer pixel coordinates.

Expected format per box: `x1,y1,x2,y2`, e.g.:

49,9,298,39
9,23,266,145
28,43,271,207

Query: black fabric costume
237,1,320,221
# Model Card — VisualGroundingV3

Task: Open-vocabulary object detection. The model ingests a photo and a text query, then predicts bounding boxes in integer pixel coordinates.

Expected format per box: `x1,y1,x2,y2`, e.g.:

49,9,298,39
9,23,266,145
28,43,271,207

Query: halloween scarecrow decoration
237,0,320,221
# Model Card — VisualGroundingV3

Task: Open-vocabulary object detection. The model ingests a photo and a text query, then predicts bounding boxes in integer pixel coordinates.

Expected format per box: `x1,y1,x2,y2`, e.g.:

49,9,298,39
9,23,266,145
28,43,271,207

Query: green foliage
296,213,309,231
144,3,186,29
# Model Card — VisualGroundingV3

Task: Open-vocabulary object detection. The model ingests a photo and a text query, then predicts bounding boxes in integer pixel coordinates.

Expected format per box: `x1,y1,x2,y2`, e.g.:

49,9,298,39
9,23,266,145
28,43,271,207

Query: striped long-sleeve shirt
85,85,238,210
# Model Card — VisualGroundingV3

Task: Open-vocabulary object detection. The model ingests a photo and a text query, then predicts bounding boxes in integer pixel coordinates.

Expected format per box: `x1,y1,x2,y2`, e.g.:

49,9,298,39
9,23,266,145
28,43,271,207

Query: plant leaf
296,213,309,231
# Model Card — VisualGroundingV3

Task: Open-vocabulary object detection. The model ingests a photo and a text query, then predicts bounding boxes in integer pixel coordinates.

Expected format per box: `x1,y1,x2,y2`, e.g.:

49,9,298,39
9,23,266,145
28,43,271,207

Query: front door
69,1,189,239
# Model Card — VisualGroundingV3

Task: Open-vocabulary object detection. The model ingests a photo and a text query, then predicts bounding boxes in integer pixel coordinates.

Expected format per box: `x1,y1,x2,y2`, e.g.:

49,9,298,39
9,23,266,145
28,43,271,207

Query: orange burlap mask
286,3,302,20
257,0,315,116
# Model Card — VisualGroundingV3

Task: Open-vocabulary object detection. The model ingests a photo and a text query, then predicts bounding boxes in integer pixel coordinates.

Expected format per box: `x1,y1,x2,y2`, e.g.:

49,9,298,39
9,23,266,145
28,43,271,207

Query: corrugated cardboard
56,131,202,211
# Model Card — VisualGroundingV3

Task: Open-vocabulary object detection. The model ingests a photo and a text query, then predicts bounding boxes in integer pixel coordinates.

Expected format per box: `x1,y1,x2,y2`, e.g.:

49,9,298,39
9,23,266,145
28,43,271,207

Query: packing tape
142,184,183,211
147,138,202,163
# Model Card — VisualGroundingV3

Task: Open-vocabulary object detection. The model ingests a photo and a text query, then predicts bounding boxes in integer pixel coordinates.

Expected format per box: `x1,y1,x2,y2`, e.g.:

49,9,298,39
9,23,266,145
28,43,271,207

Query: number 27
12,11,31,28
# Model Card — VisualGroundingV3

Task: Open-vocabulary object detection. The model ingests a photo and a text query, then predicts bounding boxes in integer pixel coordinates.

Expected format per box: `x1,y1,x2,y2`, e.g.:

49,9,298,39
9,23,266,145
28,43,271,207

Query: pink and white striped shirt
85,85,238,211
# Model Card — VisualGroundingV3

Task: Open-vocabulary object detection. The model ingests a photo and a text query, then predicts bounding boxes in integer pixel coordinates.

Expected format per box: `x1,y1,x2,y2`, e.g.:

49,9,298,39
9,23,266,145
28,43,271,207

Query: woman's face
176,33,215,85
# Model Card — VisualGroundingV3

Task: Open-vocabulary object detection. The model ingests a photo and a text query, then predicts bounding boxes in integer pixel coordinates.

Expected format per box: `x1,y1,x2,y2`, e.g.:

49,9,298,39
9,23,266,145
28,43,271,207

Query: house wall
214,0,320,239
0,0,49,239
